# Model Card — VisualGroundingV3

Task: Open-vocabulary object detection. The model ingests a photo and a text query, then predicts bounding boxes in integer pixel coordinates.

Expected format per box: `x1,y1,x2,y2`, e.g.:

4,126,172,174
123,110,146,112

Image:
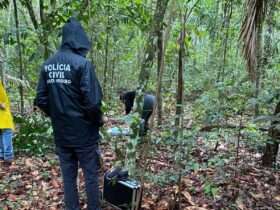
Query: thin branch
20,0,38,29
185,0,200,24
200,123,268,132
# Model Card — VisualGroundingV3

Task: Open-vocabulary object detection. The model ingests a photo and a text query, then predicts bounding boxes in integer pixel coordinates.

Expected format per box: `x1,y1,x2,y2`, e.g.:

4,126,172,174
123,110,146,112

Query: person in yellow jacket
0,81,15,166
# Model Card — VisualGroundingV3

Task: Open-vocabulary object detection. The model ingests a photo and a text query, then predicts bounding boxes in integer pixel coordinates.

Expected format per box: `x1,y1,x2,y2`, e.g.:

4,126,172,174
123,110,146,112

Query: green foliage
13,113,54,155
0,0,278,184
0,1,279,209
0,0,9,9
147,170,179,186
203,181,219,198
123,112,142,176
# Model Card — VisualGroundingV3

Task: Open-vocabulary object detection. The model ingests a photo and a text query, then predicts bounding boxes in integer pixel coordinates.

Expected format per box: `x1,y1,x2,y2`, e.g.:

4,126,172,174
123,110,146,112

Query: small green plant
203,181,219,198
13,113,54,155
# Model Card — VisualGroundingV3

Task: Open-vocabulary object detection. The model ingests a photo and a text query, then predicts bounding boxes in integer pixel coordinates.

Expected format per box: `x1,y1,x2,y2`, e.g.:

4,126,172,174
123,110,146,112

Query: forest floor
0,118,280,210
1,142,279,210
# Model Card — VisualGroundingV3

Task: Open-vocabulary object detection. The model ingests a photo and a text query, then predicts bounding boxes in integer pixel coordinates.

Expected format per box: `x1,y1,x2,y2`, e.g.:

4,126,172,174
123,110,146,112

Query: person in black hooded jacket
119,90,155,135
35,18,102,210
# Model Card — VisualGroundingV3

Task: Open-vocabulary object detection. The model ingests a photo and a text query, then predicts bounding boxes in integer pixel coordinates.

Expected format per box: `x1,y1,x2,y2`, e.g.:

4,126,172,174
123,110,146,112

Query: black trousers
141,94,155,133
56,143,101,210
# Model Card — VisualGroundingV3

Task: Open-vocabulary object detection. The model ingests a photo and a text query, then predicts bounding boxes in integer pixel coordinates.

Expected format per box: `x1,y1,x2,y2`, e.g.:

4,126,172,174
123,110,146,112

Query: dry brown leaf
275,194,280,201
236,196,245,210
41,181,48,191
184,207,208,210
51,168,58,176
142,196,154,210
51,179,60,188
182,177,193,187
173,185,179,194
150,159,169,167
31,170,39,176
182,191,195,206
21,200,29,207
144,183,152,190
186,120,193,128
156,200,169,210
8,194,17,202
249,192,265,200
25,158,33,168
141,203,152,210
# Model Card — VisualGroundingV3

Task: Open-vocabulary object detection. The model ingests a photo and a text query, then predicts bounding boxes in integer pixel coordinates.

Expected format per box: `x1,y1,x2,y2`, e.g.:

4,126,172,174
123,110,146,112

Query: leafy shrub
13,113,54,155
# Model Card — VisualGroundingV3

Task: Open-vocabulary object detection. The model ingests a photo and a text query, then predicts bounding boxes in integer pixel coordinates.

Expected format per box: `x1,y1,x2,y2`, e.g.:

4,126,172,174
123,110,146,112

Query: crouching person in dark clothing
120,90,155,135
35,18,103,210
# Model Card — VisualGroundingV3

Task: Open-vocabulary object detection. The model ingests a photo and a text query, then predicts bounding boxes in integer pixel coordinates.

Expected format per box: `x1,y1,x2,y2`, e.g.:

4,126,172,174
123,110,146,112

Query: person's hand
0,103,6,110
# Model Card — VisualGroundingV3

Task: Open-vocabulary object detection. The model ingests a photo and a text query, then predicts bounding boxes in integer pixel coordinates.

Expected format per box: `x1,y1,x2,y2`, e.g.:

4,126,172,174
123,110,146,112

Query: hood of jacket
61,17,91,57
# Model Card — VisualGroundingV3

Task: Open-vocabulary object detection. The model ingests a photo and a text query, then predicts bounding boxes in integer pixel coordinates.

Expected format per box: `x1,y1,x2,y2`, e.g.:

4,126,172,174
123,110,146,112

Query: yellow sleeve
0,82,9,105
0,82,15,130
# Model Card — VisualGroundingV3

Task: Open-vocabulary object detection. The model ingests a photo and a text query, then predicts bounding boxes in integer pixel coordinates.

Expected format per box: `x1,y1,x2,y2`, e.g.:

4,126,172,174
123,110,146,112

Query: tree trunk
39,0,49,59
208,0,220,70
135,29,142,72
253,0,268,116
174,0,200,137
127,0,169,177
157,25,163,125
262,1,278,167
217,0,233,82
1,2,12,87
262,0,276,85
21,0,38,30
155,0,176,127
103,1,110,99
21,0,49,62
136,0,169,113
13,0,24,114
0,51,3,84
175,21,185,136
262,101,280,167
110,56,116,99
254,25,263,116
50,0,56,11
103,33,109,98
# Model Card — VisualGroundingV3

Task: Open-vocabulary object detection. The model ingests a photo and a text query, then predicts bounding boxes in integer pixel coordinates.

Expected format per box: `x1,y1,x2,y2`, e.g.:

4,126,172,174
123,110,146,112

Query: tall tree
240,0,267,116
174,13,186,135
136,0,170,113
0,50,3,84
262,101,280,167
262,0,278,167
20,0,49,59
156,20,163,125
103,0,111,99
39,0,50,59
156,1,176,126
217,0,233,82
13,0,24,114
126,0,170,177
174,0,200,135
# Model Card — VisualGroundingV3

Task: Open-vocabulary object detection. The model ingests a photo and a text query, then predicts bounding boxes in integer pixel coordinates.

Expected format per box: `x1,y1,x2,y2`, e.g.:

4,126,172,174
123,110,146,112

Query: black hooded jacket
120,91,155,124
35,18,103,147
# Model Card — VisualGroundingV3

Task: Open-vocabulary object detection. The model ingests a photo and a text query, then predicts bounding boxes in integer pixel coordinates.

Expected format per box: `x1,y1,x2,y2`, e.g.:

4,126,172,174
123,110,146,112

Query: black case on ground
103,174,142,210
